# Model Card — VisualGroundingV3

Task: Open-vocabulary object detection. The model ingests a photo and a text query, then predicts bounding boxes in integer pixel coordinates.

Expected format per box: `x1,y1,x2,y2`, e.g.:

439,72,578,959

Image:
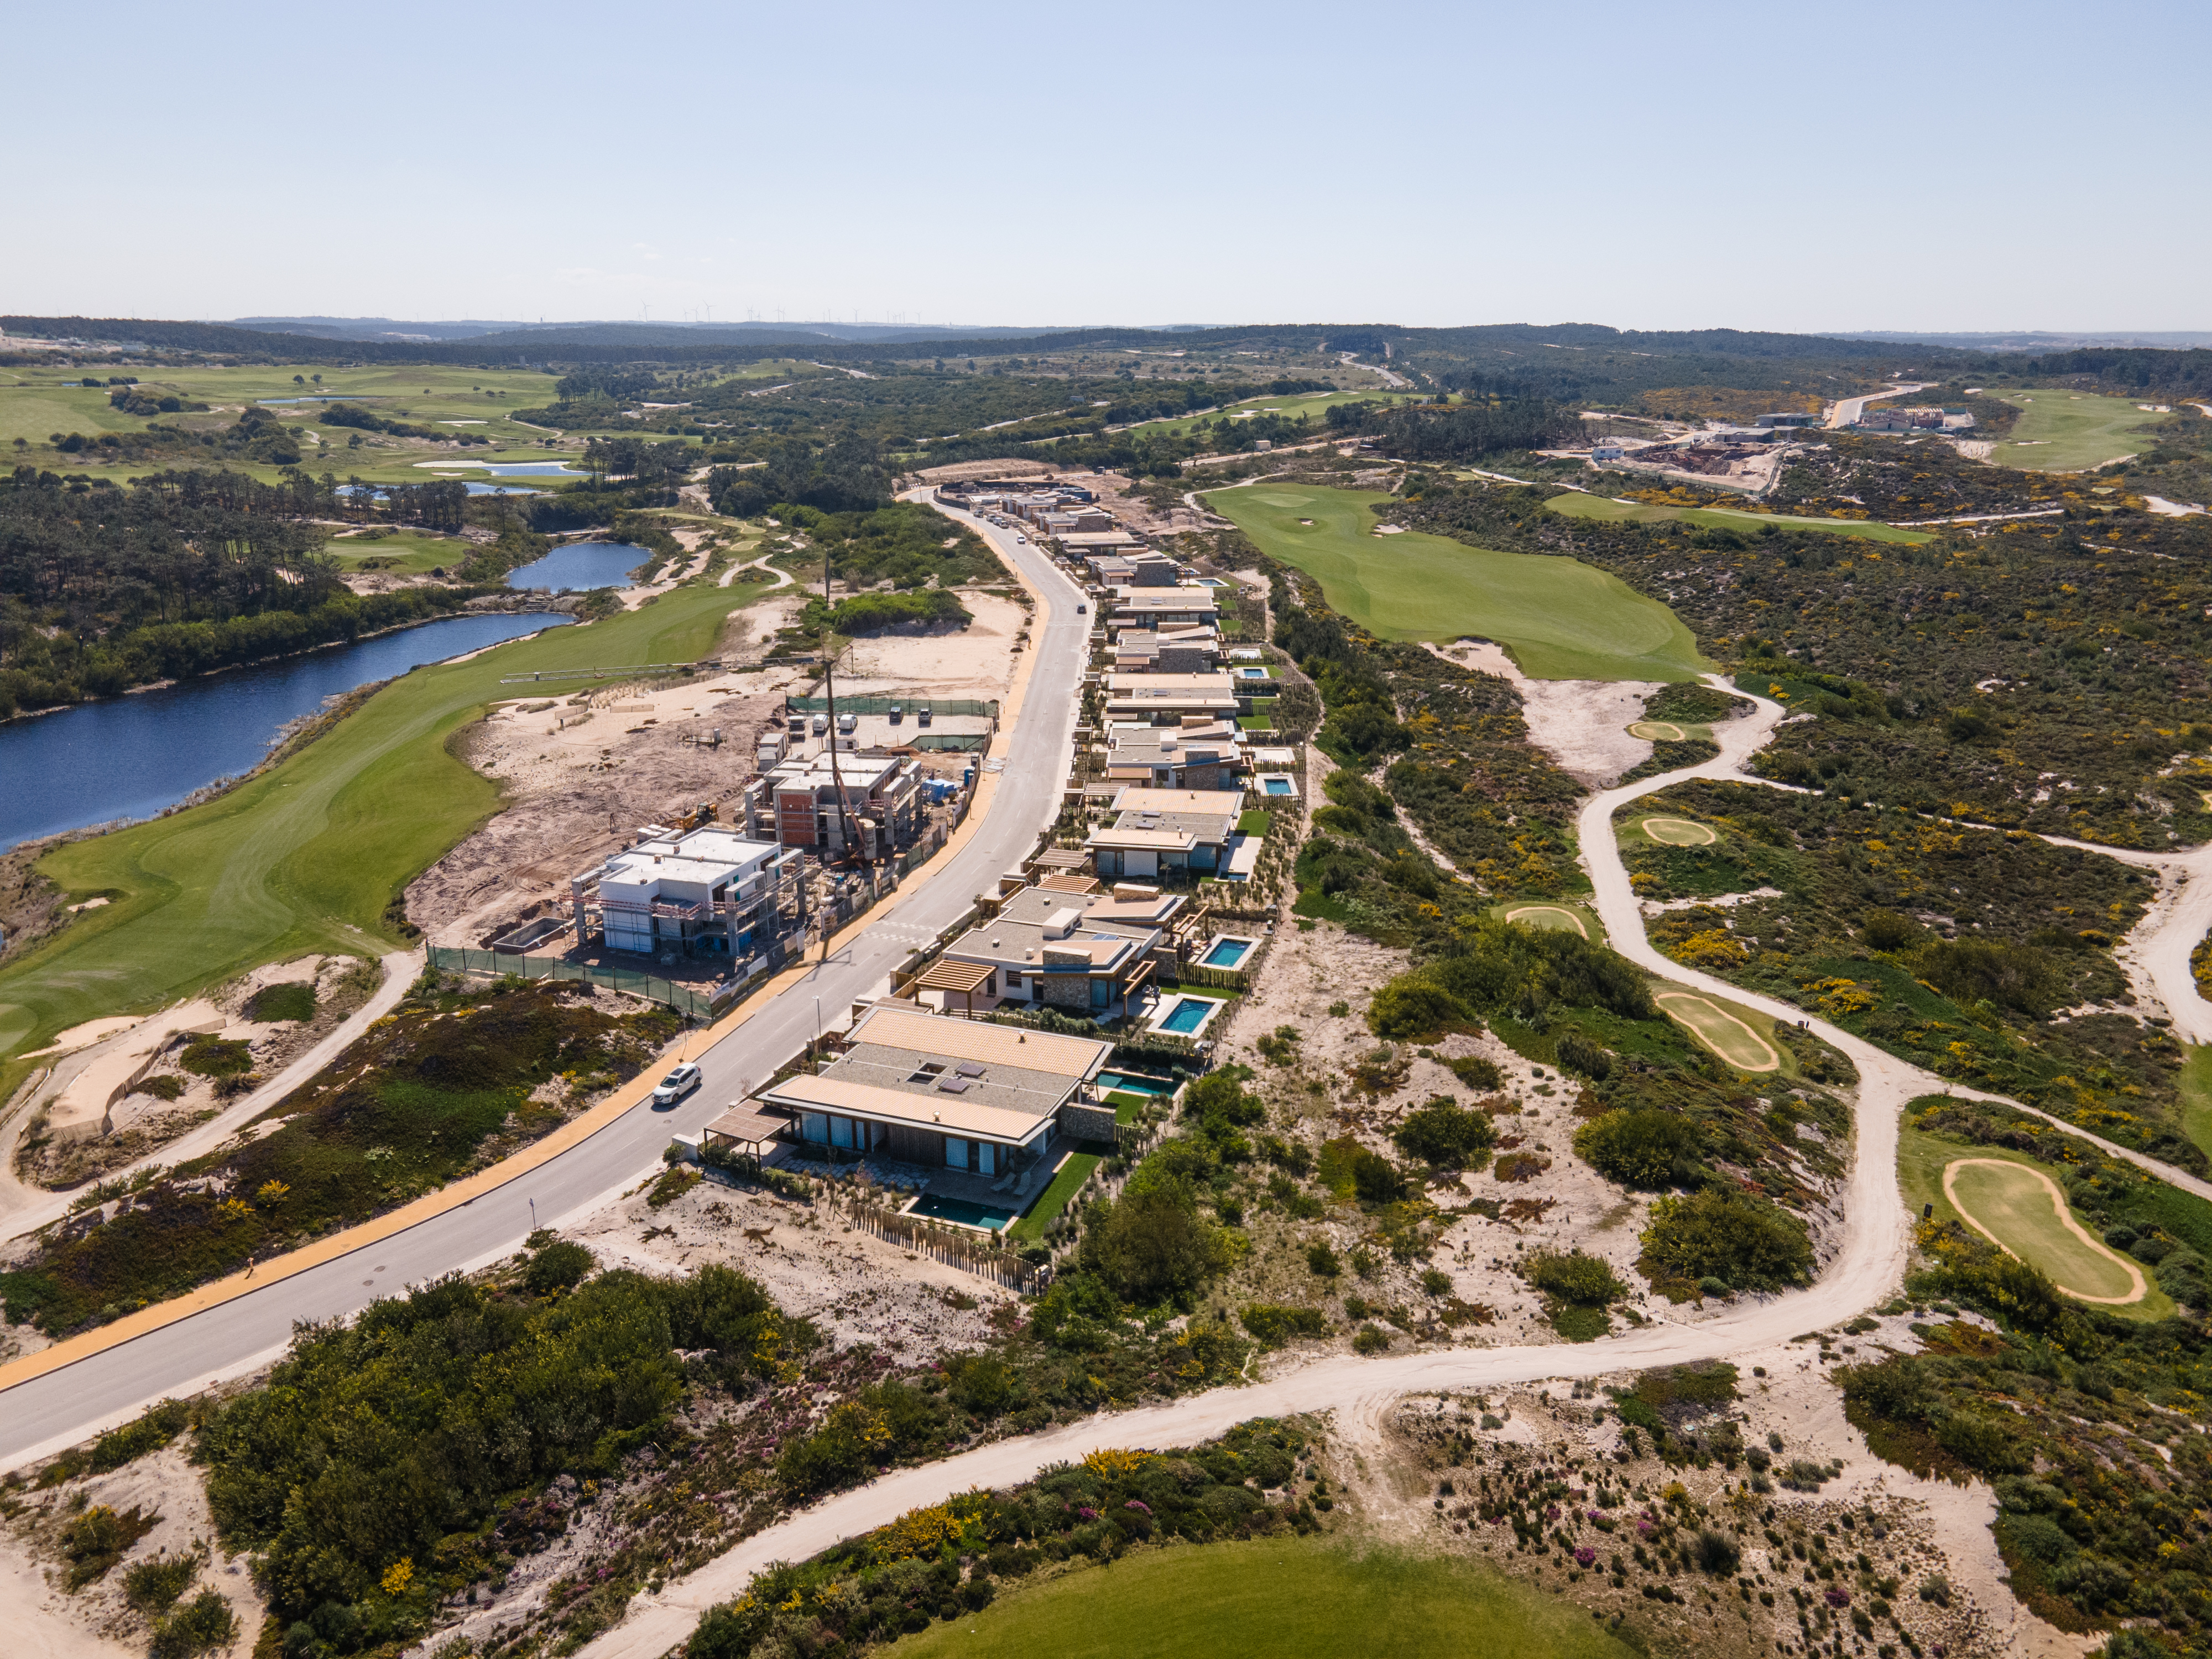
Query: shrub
1080,1187,1225,1307
1240,1305,1328,1349
178,1036,252,1077
1419,1267,1452,1297
523,1240,595,1295
1352,1324,1392,1355
1551,1305,1610,1343
244,981,317,1024
124,1554,198,1615
1693,1528,1741,1575
1493,1153,1548,1183
1860,909,1922,951
63,1504,157,1588
1641,1187,1813,1291
1350,1150,1405,1206
1366,981,1471,1042
1447,1054,1503,1091
1935,1411,2026,1474
1555,1031,1614,1081
1306,1241,1342,1279
1918,1574,1951,1606
149,1590,239,1659
1576,1108,1701,1190
1391,1098,1496,1170
1525,1249,1627,1307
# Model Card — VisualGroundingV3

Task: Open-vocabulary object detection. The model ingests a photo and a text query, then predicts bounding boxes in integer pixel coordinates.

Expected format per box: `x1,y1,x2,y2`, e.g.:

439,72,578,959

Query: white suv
651,1063,702,1108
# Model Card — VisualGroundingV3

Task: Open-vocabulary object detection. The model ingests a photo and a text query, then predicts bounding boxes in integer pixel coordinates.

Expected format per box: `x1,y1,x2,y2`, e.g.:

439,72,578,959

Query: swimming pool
1201,934,1256,969
907,1192,1018,1232
1152,994,1225,1036
1235,665,1271,680
1096,1071,1170,1095
1258,774,1297,797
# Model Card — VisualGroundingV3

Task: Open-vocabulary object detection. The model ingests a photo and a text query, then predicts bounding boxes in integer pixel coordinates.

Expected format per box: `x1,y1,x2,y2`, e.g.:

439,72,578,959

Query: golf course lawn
1895,1129,2172,1318
1545,493,1933,544
1991,391,2164,472
0,585,760,1079
896,1536,1639,1659
1208,483,1705,682
1652,991,1779,1072
1119,389,1412,441
2182,1044,2212,1160
1499,901,1604,944
1630,815,1716,847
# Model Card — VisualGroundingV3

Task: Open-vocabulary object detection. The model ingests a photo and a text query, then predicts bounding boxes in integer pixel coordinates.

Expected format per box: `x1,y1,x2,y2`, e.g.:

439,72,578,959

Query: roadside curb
0,503,1062,1405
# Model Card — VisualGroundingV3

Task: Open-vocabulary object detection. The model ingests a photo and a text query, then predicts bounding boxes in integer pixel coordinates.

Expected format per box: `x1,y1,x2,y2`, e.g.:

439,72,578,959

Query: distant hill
1825,329,2212,352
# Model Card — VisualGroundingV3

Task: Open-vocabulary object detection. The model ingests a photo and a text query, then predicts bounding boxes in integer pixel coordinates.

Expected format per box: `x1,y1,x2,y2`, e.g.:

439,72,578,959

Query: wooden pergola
702,1104,789,1158
914,957,996,1014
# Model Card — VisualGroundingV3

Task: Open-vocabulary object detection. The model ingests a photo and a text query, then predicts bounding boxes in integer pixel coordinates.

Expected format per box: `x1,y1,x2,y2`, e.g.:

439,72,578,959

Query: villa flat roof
764,1072,1052,1144
846,1004,1109,1078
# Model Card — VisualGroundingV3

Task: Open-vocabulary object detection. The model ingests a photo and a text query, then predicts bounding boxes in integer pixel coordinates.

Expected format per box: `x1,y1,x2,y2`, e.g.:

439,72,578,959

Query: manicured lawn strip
1236,809,1270,836
1238,715,1274,731
1544,493,1934,543
1948,1159,2142,1302
1651,990,1780,1072
1105,1091,1149,1122
1209,482,1704,682
0,585,756,1067
1117,390,1415,441
1991,391,2163,473
1896,1125,2174,1321
2182,1045,2212,1162
1007,1151,1102,1241
894,1533,1640,1659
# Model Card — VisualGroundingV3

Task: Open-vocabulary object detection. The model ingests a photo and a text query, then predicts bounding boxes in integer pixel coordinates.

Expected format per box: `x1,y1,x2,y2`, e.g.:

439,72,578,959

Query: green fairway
1634,816,1715,846
896,1536,1639,1659
1501,902,1589,938
1947,1157,2146,1305
1208,483,1705,682
2181,1045,2212,1160
1653,991,1778,1072
0,586,758,1073
1544,493,1933,544
326,530,475,575
1990,392,2163,472
1119,389,1413,441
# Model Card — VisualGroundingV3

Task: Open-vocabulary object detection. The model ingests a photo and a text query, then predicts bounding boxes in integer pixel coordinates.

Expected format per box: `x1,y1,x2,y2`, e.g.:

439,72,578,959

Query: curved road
0,504,1087,1472
574,677,2212,1659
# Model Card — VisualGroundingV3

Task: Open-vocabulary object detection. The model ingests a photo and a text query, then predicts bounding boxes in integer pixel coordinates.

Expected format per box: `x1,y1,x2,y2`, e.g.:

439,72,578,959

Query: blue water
1160,997,1217,1035
507,541,649,592
1262,777,1293,795
1095,1071,1166,1095
1202,937,1254,969
336,482,542,498
0,612,572,852
910,1193,1017,1232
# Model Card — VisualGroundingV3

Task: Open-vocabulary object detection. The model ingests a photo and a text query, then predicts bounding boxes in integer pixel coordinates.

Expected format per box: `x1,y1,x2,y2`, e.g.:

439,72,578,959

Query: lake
506,541,650,592
0,612,572,852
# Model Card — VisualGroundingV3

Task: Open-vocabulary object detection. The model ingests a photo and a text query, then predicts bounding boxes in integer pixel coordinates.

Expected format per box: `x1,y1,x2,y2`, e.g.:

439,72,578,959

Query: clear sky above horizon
7,0,2206,335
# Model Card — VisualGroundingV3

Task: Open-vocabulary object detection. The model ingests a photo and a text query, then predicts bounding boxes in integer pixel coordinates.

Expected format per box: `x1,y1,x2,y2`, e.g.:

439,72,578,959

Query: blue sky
6,0,2205,332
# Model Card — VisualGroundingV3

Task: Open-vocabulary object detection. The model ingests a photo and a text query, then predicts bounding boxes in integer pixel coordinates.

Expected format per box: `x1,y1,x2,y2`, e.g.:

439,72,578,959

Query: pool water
1236,666,1270,680
1263,777,1293,795
909,1193,1018,1232
1160,997,1219,1034
1095,1072,1167,1095
1202,936,1255,969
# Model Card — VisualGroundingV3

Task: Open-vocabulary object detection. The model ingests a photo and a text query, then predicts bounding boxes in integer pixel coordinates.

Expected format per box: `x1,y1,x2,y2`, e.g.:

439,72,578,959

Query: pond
506,541,650,592
0,612,572,852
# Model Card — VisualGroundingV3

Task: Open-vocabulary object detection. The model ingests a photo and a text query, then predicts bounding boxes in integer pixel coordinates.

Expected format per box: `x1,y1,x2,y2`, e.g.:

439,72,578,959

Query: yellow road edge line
0,529,1053,1402
1940,1156,2147,1306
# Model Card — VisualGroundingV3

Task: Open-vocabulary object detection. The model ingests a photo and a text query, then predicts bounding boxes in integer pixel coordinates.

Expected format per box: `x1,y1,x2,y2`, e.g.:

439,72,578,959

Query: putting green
1944,1158,2145,1303
1654,992,1779,1072
1639,816,1715,846
895,1535,1638,1659
1990,392,2163,473
1544,494,1933,545
0,585,760,1076
1627,720,1686,741
1505,904,1588,938
1207,483,1705,682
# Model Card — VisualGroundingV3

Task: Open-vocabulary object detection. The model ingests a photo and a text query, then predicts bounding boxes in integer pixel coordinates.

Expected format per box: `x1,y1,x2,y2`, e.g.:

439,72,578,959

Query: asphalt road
0,503,1087,1471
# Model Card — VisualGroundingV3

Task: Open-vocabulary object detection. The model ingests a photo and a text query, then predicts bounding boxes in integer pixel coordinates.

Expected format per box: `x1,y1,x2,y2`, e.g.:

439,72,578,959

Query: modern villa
728,1003,1117,1181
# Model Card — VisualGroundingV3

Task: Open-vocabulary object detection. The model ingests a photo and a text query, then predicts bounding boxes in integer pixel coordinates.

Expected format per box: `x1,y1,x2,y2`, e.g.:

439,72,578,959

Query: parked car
888,703,903,724
652,1063,702,1108
1076,602,1087,613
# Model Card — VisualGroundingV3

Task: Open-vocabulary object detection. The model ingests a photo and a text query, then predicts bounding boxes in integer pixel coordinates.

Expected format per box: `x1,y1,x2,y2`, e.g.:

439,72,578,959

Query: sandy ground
565,1168,1016,1359
2,1443,267,1659
406,664,811,948
2,956,387,1226
1430,641,1663,787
